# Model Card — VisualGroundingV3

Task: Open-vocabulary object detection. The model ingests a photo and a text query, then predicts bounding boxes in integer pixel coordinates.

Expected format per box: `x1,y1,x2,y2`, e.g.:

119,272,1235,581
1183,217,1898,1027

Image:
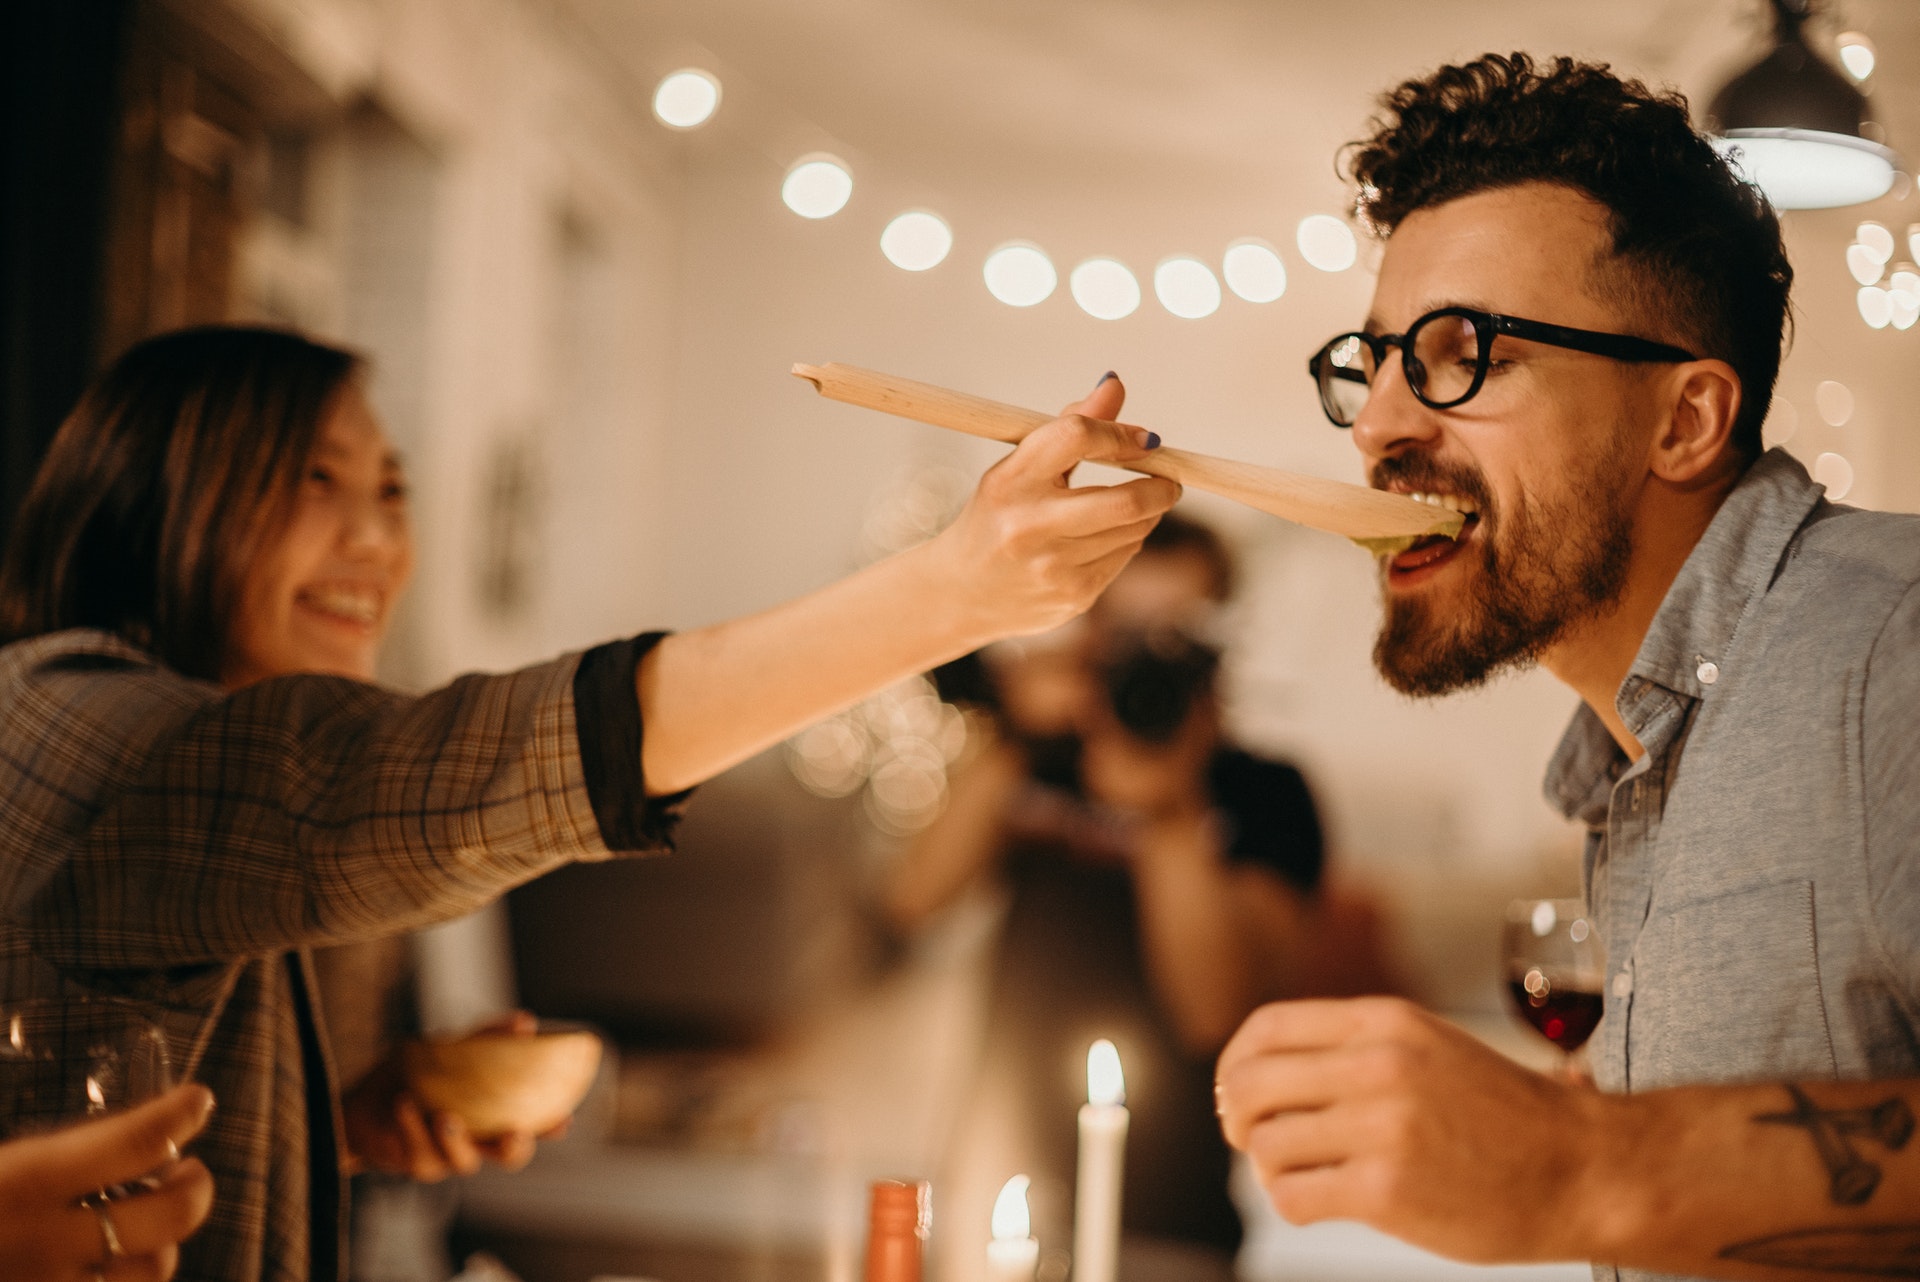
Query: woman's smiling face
221,382,414,688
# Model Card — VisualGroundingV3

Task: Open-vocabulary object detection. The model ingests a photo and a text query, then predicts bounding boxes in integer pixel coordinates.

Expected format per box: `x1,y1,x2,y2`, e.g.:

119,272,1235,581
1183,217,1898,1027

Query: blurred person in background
0,326,1177,1282
889,500,1393,1259
0,1083,216,1282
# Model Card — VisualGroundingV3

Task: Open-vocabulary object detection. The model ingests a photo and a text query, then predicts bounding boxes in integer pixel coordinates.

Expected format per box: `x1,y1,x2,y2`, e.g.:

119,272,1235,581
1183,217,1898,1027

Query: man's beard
1372,448,1635,698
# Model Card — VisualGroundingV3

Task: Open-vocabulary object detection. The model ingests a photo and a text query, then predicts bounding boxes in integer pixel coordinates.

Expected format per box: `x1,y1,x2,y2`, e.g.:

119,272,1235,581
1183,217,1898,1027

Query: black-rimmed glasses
1308,307,1698,428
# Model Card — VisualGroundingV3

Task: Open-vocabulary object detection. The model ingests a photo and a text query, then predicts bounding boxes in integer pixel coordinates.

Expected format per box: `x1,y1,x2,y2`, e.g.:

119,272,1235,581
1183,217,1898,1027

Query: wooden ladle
792,363,1461,550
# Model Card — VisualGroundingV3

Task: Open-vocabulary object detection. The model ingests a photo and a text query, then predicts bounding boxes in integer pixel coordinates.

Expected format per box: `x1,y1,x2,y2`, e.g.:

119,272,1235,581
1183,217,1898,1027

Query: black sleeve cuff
573,632,693,852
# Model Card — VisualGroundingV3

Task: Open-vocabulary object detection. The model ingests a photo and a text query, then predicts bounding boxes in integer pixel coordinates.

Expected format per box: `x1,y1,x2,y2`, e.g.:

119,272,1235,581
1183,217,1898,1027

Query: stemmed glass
1502,899,1606,1061
0,998,174,1196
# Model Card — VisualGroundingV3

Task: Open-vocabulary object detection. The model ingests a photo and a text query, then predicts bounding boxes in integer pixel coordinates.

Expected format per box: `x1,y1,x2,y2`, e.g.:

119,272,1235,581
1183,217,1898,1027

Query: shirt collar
1543,448,1826,821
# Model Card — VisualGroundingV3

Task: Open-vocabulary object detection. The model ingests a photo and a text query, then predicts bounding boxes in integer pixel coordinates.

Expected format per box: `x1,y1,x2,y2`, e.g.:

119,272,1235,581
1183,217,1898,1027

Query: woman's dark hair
1343,52,1793,462
0,326,360,678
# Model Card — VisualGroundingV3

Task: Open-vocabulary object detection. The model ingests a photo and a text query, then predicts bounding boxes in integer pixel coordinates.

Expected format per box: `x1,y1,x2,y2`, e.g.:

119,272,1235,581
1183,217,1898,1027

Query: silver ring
86,1195,124,1260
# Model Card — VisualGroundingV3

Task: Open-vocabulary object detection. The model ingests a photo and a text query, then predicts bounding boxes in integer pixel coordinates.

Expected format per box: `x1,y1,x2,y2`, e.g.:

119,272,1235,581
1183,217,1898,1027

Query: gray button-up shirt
1542,449,1920,1282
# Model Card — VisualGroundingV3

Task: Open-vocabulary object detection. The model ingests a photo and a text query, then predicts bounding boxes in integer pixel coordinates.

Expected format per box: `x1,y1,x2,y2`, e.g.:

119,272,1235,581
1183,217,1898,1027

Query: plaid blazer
0,629,675,1282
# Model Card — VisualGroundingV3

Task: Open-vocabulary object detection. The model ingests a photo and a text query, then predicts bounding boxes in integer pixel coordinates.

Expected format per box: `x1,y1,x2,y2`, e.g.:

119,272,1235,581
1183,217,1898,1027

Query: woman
0,1084,215,1282
0,327,1176,1282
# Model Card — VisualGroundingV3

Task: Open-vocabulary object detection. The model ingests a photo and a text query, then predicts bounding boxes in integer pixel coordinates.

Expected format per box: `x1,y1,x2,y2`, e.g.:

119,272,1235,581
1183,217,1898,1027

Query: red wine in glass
1502,899,1606,1060
1506,974,1604,1052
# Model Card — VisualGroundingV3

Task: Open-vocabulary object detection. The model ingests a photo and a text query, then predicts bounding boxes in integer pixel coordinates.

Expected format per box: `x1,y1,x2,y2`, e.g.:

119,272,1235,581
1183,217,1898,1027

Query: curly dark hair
1343,52,1792,462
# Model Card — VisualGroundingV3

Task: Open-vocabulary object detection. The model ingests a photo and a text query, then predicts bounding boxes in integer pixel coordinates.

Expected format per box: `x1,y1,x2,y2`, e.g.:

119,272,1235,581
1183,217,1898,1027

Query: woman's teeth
300,587,380,624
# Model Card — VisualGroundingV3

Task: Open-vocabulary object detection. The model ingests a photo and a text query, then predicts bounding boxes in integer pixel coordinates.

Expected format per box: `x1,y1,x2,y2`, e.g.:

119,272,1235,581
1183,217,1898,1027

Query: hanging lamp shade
1707,0,1897,209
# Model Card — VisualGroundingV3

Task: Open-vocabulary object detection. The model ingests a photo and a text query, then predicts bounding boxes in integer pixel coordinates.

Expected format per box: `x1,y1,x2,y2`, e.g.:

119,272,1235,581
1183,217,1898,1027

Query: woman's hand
922,374,1181,644
0,1083,216,1282
639,372,1180,796
341,1013,556,1182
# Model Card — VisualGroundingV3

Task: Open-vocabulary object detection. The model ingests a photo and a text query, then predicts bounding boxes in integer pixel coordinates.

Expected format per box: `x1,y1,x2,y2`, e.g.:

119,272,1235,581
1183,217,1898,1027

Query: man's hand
0,1083,216,1282
1215,996,1613,1264
925,373,1180,644
342,1013,557,1182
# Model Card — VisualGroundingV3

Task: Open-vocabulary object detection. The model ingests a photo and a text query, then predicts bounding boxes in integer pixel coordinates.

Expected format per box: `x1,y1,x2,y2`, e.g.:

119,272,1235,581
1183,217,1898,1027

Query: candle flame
991,1174,1031,1241
1087,1038,1125,1107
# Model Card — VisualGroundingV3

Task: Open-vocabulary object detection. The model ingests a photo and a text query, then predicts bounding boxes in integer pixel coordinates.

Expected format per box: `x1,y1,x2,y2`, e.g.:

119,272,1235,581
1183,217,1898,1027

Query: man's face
1350,183,1662,696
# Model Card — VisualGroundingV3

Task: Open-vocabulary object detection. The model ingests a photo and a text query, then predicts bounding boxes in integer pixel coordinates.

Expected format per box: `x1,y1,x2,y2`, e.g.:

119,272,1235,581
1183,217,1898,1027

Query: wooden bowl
402,1025,602,1139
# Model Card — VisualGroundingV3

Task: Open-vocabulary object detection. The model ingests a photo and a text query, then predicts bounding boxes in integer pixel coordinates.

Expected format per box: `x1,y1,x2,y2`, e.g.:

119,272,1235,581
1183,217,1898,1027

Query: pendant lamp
1707,0,1897,209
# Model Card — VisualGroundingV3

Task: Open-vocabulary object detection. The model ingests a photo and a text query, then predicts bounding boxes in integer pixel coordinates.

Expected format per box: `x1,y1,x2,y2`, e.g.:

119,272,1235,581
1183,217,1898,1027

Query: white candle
987,1174,1039,1282
1073,1039,1128,1282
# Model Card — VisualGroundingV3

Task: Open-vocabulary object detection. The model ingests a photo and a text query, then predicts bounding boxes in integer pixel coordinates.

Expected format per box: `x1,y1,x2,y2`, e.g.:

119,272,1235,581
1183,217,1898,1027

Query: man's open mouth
1388,491,1482,578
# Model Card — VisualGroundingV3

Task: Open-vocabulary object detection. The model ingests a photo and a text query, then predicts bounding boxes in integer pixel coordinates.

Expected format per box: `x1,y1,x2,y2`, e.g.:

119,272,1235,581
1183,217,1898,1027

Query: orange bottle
864,1179,931,1282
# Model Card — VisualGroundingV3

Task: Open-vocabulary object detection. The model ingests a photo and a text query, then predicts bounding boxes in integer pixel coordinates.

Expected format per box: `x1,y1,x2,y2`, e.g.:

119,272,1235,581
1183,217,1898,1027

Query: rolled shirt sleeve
572,631,692,851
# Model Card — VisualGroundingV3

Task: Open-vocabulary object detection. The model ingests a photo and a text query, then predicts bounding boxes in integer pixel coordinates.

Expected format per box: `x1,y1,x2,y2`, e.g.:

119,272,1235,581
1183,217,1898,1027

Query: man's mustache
1370,457,1494,516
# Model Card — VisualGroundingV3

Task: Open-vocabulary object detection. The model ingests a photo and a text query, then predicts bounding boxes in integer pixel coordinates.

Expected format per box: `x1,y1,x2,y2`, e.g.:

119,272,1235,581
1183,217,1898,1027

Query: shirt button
1697,660,1719,685
1611,970,1633,999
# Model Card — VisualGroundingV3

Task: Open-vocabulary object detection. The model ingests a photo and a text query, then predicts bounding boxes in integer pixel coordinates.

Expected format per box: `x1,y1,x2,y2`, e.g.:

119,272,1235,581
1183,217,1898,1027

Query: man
1212,52,1920,1282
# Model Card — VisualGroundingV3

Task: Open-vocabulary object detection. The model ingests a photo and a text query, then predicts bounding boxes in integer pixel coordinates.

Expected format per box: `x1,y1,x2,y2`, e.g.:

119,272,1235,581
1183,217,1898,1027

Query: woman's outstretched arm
639,379,1177,793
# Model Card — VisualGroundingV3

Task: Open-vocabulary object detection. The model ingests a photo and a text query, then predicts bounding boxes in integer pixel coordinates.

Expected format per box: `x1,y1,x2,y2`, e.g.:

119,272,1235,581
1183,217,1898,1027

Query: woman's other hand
925,373,1180,642
0,1083,216,1282
341,1013,557,1182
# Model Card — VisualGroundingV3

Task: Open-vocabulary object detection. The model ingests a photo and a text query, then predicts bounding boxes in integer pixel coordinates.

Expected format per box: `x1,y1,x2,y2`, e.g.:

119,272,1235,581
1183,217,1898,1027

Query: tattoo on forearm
1754,1085,1914,1206
1721,1226,1920,1276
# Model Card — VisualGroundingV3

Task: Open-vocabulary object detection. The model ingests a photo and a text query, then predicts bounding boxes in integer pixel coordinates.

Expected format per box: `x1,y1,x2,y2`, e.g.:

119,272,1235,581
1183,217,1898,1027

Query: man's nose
1348,352,1442,467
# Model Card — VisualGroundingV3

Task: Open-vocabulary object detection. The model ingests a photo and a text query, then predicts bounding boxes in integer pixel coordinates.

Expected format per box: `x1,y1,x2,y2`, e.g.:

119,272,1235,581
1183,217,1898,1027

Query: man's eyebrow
1365,299,1505,336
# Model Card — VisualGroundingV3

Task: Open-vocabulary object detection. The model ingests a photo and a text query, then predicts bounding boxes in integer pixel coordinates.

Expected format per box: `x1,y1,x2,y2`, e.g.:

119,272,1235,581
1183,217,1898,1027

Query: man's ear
1652,359,1742,485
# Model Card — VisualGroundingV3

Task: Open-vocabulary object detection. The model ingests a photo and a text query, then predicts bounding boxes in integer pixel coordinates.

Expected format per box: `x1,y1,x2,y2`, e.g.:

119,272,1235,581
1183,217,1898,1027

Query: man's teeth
1407,491,1480,515
301,588,380,623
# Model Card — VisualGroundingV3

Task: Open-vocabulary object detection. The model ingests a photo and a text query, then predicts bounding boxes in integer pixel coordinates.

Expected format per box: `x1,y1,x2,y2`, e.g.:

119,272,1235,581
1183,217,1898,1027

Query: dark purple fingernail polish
1145,431,1161,449
1096,370,1117,387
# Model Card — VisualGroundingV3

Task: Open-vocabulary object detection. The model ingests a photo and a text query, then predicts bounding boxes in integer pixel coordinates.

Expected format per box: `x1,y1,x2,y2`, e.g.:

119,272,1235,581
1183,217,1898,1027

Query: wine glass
1501,899,1605,1060
0,997,174,1195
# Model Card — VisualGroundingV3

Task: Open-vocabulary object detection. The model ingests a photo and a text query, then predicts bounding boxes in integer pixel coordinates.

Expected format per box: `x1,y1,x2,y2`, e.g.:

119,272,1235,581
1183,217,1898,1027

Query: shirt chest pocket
1627,878,1837,1090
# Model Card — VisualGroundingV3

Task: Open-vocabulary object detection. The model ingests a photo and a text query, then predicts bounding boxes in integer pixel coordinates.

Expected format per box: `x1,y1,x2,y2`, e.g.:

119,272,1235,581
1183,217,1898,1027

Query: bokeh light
1813,452,1855,501
1837,32,1876,82
1223,238,1287,303
1815,380,1855,426
652,69,721,128
880,211,953,272
983,242,1057,307
1857,222,1895,263
781,155,853,219
1153,256,1221,319
1297,215,1358,272
1070,257,1141,320
1848,243,1886,285
1859,286,1893,328
786,675,969,835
